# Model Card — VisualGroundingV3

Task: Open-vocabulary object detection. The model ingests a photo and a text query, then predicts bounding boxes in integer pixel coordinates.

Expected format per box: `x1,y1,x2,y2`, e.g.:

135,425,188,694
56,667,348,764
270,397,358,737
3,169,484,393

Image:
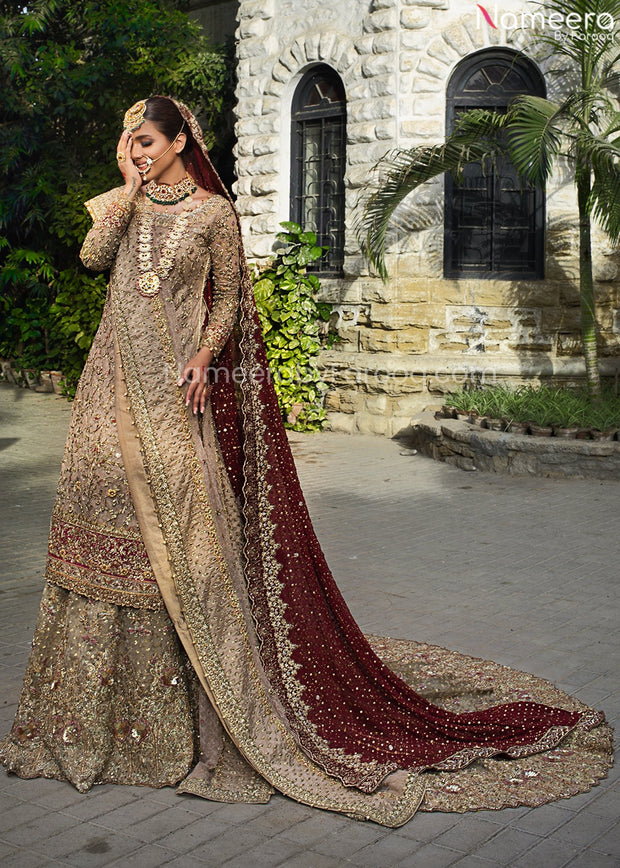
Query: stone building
192,0,620,436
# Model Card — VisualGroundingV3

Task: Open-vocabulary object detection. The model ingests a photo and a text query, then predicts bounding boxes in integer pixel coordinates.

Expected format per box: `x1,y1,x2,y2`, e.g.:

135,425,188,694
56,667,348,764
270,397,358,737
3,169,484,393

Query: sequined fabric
0,583,197,792
369,636,613,812
109,236,426,825
229,235,609,796
45,292,163,610
2,600,611,812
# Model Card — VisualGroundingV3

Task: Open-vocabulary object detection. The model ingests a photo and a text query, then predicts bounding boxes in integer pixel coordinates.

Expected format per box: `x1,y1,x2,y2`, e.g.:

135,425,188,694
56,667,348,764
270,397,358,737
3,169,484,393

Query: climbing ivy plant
252,222,333,431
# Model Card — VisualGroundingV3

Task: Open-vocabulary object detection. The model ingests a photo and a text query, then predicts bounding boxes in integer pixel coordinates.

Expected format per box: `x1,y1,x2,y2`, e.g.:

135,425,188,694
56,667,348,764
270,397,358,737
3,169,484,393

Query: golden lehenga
0,103,612,827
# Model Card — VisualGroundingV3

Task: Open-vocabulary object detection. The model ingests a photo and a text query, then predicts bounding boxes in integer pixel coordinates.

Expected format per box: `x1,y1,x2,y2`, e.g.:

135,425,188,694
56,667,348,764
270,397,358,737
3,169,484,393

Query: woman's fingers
115,130,130,177
184,368,200,409
116,130,140,185
178,363,211,414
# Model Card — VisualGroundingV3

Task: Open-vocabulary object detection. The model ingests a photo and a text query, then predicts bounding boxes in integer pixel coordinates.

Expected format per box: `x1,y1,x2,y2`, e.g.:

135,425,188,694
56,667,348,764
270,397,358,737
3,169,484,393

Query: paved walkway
0,382,618,868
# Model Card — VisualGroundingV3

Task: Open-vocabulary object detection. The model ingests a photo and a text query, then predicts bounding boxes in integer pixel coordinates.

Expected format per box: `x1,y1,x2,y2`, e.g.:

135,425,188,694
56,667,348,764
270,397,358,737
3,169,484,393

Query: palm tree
358,0,620,396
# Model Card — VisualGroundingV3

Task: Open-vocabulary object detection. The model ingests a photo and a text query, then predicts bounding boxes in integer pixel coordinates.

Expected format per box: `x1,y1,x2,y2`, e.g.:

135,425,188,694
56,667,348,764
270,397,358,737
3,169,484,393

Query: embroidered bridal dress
1,101,612,826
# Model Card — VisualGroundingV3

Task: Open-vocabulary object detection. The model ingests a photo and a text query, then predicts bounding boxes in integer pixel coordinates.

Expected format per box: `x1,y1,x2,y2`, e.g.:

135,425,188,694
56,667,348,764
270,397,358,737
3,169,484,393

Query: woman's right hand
116,130,141,199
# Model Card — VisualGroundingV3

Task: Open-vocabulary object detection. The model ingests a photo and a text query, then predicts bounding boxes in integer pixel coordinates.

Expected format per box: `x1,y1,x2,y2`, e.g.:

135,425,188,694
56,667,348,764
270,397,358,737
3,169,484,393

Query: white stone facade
228,0,619,435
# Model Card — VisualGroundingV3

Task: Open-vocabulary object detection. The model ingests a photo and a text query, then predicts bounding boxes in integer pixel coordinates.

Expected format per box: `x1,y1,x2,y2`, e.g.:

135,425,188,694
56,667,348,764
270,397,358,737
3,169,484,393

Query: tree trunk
576,170,601,397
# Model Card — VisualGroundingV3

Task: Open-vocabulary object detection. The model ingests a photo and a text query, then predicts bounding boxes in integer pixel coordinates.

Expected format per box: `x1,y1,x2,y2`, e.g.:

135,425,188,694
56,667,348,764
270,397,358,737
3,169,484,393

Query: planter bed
0,361,65,395
409,411,620,480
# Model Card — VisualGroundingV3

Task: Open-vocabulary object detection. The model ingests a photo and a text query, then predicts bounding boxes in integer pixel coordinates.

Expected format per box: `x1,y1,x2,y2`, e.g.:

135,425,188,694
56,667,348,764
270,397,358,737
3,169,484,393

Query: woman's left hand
178,347,214,414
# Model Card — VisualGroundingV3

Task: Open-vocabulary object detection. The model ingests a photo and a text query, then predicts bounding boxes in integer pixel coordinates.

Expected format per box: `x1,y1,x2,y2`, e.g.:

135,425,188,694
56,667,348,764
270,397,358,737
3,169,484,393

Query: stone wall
227,0,620,435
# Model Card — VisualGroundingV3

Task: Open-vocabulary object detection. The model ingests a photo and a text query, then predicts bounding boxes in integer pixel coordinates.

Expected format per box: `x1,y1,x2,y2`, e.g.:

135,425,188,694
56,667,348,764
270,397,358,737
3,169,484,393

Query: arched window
445,49,546,279
291,66,346,275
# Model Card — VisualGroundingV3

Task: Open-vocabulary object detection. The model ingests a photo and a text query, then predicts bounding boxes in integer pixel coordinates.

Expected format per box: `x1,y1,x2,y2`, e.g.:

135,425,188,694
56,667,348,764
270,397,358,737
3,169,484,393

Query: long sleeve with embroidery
80,189,134,272
200,201,242,358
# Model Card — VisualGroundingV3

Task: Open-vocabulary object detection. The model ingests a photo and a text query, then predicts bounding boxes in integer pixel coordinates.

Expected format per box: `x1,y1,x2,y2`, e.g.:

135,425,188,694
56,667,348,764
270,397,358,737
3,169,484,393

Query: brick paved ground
0,381,618,868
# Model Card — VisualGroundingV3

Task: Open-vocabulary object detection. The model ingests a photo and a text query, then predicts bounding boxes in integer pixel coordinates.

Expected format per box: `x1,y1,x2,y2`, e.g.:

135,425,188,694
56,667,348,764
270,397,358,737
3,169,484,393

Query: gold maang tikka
124,100,147,132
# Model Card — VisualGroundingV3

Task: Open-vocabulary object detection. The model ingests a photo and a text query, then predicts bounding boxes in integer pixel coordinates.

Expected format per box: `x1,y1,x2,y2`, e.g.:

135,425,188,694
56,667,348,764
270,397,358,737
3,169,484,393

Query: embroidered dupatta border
236,299,403,791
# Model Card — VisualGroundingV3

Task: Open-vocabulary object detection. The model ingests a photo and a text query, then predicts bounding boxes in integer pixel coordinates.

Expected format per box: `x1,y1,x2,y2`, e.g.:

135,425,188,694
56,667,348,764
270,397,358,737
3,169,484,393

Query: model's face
130,120,185,181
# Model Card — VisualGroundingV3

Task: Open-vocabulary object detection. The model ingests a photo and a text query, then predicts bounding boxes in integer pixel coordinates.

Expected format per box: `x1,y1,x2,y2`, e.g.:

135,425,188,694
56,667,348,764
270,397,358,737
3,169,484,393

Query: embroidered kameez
1,102,612,826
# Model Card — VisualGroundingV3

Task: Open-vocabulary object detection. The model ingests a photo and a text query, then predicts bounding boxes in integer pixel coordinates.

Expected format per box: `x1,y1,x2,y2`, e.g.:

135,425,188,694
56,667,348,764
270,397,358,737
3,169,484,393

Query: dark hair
143,96,193,155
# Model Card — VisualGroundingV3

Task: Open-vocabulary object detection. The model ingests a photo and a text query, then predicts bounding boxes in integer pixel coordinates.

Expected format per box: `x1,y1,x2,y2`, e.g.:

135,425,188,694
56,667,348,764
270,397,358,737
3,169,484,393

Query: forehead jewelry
124,100,147,132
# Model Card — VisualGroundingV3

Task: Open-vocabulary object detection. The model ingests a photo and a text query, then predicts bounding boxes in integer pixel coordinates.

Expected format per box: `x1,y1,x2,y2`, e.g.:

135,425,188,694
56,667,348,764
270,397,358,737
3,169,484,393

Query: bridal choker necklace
144,173,197,206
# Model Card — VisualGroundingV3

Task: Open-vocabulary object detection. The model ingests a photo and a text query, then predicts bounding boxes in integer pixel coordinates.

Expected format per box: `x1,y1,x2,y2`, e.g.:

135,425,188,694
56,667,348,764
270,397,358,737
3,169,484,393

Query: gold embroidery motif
0,584,195,792
200,206,241,357
81,190,134,271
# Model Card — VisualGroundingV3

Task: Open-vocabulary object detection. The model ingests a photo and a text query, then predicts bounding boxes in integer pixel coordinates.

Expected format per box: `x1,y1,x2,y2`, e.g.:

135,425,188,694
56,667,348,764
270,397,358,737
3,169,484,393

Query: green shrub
0,0,235,395
253,222,333,431
0,243,59,370
49,267,108,395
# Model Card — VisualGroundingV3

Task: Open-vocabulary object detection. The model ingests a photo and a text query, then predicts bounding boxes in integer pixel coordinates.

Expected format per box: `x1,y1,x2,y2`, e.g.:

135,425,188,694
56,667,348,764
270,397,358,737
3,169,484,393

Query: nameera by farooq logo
475,4,616,38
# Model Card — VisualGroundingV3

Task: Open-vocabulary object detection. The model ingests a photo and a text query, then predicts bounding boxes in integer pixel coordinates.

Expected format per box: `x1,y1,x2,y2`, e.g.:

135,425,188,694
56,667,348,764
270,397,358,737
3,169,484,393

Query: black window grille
291,66,346,275
445,49,546,279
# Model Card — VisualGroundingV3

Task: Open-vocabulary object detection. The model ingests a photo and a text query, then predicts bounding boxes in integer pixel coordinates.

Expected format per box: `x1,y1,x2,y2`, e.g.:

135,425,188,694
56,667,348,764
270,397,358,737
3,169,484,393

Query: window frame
290,65,347,277
444,48,546,280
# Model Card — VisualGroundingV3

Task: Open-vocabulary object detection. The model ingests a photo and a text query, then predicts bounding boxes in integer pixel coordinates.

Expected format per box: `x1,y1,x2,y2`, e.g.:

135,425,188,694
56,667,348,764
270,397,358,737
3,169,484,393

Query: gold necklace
136,210,191,297
144,173,197,206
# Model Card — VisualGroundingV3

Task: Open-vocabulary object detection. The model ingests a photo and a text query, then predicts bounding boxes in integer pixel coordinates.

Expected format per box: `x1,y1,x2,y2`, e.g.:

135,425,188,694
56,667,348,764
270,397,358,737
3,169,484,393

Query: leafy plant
253,222,332,431
443,389,476,415
521,389,564,429
0,243,59,370
589,396,620,432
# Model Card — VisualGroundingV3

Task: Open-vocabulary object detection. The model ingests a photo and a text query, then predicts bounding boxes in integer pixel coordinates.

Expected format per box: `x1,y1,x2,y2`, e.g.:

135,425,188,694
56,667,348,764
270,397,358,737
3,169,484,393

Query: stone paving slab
0,383,617,867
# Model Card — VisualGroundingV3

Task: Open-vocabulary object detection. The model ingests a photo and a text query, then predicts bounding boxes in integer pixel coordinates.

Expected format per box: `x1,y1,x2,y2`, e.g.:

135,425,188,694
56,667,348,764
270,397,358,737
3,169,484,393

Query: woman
0,97,611,826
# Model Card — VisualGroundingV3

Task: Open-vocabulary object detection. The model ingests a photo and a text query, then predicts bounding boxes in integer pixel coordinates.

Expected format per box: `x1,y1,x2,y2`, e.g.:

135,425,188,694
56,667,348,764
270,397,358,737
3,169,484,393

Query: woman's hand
178,347,214,415
116,130,141,199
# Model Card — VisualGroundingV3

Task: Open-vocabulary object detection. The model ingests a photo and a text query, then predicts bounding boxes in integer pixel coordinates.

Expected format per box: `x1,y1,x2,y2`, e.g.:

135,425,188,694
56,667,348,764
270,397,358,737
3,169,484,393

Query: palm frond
451,107,509,140
533,0,620,81
587,136,620,243
602,53,620,88
601,111,620,139
546,87,611,135
357,114,505,279
505,95,563,185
